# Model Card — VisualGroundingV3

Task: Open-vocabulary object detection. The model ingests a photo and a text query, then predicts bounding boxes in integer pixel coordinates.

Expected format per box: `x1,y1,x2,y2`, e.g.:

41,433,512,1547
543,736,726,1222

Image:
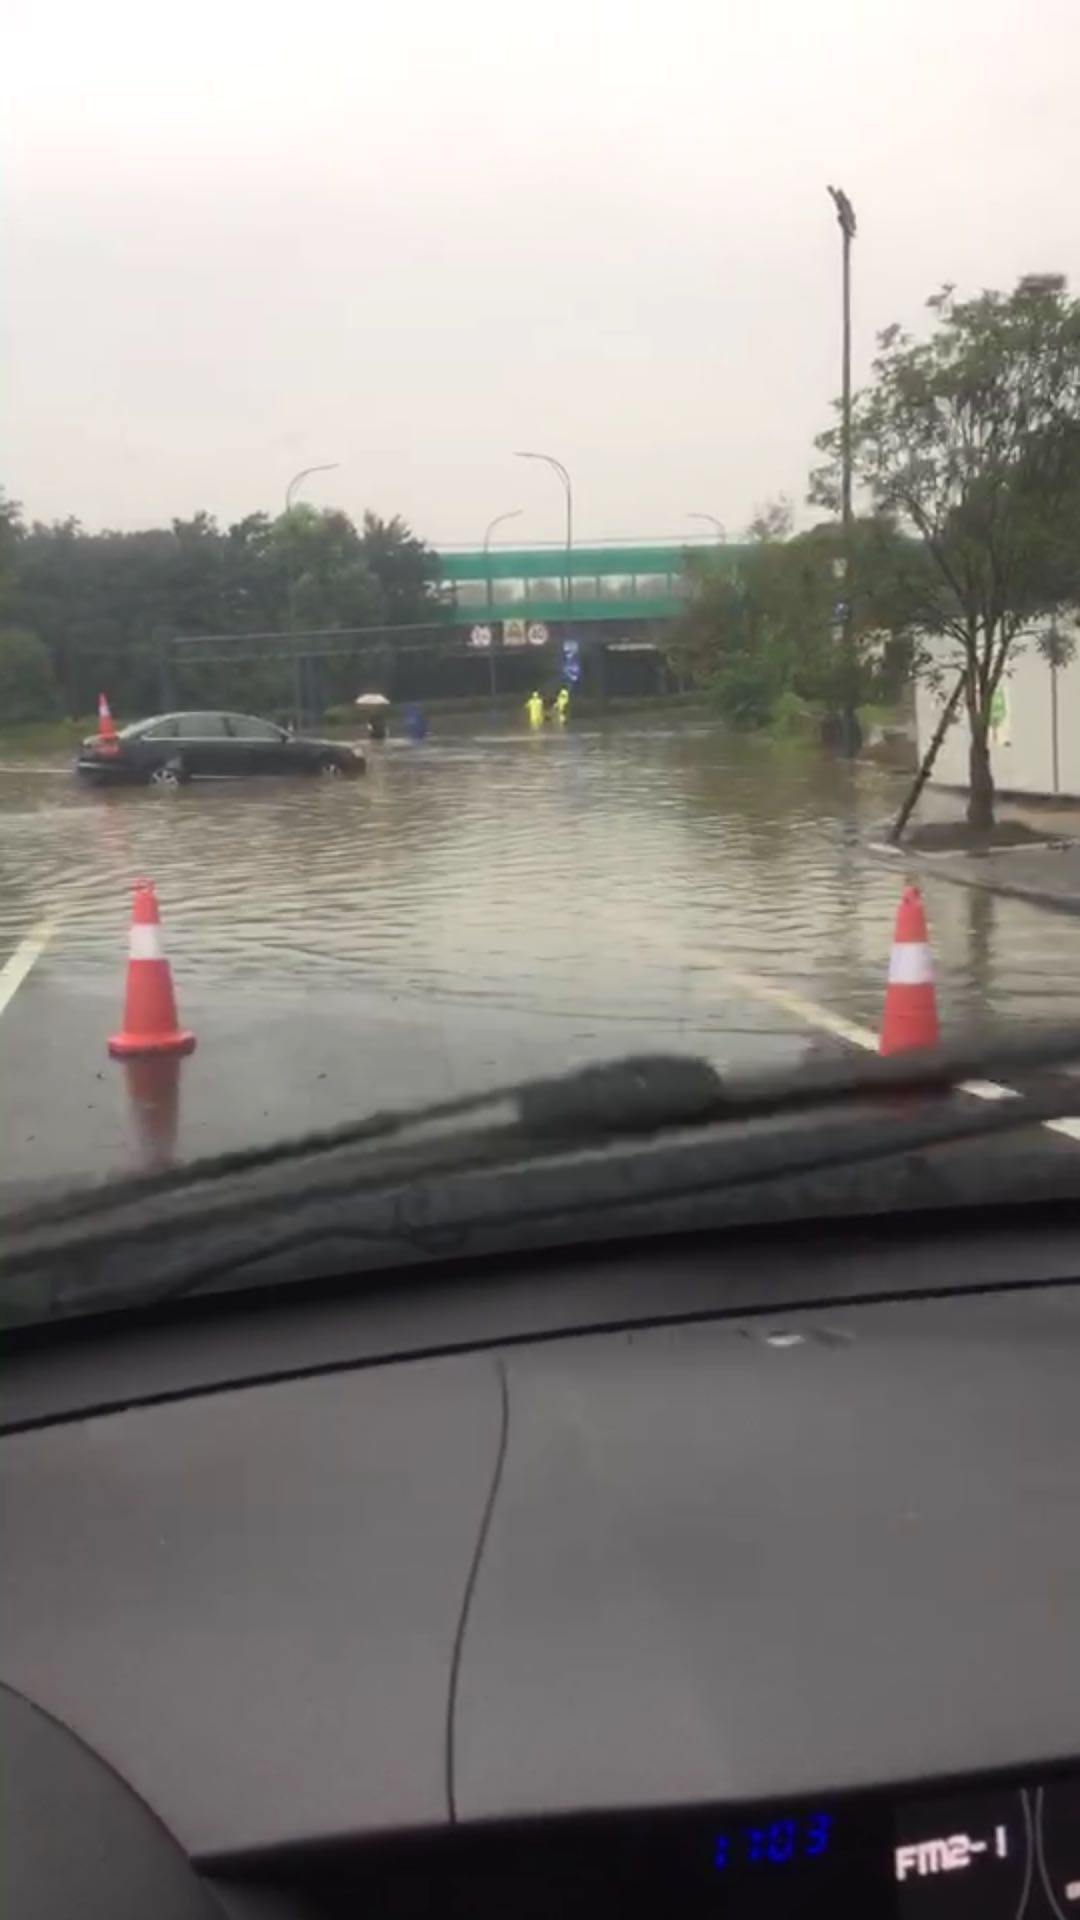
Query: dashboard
214,1768,1080,1918
3,1211,1080,1917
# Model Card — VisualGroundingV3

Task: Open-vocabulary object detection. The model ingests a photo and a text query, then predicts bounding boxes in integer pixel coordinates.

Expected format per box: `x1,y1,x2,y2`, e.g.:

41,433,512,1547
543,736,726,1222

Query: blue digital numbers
805,1812,830,1858
713,1813,831,1871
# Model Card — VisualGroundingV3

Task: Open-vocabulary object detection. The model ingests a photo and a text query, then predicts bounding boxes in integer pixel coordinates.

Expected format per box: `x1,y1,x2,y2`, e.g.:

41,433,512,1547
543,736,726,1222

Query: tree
745,495,794,544
0,493,22,597
670,514,917,729
0,497,441,723
0,627,59,722
812,279,1080,828
357,512,438,624
272,506,384,632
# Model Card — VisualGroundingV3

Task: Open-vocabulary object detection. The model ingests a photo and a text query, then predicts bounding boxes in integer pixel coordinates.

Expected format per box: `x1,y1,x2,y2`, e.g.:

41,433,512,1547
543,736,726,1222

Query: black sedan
75,711,366,787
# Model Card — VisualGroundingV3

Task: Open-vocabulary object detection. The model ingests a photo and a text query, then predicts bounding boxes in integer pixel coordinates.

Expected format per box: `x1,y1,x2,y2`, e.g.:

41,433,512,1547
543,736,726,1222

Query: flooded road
3,716,1080,1196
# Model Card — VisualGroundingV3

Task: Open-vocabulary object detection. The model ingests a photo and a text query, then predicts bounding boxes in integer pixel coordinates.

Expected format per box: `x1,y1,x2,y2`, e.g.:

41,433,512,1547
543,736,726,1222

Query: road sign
502,618,527,649
469,623,493,650
526,622,549,647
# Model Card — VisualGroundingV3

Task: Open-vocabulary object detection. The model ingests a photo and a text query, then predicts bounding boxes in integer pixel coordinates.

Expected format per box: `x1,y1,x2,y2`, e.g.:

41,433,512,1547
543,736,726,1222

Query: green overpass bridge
434,539,744,628
163,540,746,718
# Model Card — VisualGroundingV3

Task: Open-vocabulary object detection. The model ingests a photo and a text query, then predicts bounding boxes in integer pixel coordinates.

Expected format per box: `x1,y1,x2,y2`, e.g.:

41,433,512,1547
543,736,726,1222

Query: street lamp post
827,185,858,757
688,513,726,541
481,509,523,705
285,463,340,514
483,508,524,612
515,449,573,633
283,463,340,726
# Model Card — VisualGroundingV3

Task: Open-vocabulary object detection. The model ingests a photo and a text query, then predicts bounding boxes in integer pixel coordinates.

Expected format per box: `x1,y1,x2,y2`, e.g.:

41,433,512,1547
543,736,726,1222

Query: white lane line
632,921,1080,1149
730,968,1080,1144
0,920,59,1017
725,968,879,1053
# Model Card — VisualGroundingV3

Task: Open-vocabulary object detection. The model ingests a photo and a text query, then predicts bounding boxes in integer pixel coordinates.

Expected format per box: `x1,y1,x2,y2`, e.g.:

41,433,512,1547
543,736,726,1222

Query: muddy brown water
2,719,1080,1040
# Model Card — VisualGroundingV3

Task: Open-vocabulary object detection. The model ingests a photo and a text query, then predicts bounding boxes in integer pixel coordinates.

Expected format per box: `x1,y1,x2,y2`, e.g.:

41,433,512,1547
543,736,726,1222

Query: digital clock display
714,1811,831,1870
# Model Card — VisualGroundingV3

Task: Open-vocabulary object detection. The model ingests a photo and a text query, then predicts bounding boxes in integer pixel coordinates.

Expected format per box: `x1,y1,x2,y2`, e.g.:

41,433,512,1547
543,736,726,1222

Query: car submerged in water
75,710,366,787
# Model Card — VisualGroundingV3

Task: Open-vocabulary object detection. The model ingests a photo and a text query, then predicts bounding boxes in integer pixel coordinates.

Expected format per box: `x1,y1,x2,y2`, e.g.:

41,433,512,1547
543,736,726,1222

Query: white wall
914,624,1080,800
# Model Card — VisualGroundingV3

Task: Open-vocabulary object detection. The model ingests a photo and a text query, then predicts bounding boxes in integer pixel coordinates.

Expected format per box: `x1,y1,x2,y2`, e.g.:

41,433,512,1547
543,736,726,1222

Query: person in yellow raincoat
554,685,570,723
526,690,545,728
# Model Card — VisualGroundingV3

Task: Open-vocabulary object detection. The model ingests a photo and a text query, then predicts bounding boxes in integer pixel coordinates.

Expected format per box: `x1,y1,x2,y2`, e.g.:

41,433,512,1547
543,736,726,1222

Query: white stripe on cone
888,943,934,986
129,924,165,961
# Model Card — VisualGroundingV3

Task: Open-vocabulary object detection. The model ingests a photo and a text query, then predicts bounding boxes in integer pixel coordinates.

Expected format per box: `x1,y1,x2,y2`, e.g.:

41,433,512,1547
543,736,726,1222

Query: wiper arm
13,1017,1080,1241
5,1025,1080,1322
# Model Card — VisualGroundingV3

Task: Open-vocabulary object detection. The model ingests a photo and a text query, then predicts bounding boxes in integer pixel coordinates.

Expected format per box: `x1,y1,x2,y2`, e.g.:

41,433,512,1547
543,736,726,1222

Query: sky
5,0,1079,547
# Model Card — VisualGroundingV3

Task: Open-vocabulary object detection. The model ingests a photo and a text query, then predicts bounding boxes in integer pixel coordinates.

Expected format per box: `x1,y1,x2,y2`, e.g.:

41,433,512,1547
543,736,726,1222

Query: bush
709,659,778,730
770,690,817,739
0,628,59,724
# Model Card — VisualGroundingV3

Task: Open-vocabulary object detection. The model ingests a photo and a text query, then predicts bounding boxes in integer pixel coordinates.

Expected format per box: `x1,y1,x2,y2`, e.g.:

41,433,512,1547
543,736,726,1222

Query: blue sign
562,637,582,685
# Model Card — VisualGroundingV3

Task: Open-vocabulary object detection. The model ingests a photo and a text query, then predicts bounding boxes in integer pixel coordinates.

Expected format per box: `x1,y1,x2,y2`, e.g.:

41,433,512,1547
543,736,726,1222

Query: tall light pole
483,508,524,612
688,512,726,541
283,463,339,727
827,185,858,756
285,463,340,513
481,508,523,706
515,450,573,630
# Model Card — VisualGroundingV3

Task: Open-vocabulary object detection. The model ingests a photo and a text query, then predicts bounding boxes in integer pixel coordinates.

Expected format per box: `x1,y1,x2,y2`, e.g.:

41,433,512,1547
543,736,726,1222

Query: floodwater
3,716,1080,1190
3,718,1080,1035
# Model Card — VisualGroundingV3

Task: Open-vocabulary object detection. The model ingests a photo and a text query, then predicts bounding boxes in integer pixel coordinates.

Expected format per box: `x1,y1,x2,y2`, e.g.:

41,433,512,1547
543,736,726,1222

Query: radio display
894,1780,1079,1919
702,1774,1080,1917
238,1763,1080,1919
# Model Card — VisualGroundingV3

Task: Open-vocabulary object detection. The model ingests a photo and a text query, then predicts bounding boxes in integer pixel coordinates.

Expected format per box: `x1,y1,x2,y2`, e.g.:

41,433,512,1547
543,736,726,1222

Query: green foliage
769,689,816,740
0,500,438,724
0,627,59,722
812,278,1080,825
670,514,915,730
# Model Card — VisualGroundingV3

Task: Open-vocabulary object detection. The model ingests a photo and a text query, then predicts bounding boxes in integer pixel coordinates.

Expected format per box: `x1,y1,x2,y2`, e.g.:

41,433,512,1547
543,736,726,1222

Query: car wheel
149,758,186,790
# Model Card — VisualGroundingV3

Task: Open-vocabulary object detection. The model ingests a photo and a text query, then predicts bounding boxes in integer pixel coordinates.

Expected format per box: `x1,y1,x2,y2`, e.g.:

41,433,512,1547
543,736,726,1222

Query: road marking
0,920,58,1017
725,968,879,1052
632,920,1080,1149
724,968,1080,1132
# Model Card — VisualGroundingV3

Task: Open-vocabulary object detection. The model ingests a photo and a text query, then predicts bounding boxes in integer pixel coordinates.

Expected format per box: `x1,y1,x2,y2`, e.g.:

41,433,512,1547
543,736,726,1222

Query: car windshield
3,1,1080,1323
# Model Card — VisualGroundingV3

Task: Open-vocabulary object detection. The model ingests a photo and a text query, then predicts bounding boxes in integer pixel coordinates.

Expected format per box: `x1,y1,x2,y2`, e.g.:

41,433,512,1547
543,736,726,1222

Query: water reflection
1,721,1079,1044
122,1054,182,1173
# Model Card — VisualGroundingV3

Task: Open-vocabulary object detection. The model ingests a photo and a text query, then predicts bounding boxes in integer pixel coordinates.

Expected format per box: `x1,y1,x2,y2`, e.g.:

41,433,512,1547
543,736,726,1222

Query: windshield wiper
11,1017,1080,1235
4,1025,1080,1323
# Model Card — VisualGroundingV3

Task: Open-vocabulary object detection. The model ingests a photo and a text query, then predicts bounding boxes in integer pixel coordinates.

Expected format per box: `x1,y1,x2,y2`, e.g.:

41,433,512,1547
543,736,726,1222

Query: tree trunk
967,721,995,831
887,669,965,844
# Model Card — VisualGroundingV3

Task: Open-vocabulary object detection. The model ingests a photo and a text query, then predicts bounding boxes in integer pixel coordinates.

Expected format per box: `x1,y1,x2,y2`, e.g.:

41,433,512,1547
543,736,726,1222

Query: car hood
3,1286,1080,1858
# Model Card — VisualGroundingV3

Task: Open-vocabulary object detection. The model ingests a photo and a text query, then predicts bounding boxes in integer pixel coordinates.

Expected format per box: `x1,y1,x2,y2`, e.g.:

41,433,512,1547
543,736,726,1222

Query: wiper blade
12,1017,1080,1240
4,1026,1080,1320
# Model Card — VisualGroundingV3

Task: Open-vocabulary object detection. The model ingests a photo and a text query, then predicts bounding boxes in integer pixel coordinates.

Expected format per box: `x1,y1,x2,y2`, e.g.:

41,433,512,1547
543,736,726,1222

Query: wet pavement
3,717,1080,1204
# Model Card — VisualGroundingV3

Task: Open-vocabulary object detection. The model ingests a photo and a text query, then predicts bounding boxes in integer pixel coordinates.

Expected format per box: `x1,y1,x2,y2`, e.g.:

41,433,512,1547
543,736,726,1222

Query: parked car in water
75,711,366,787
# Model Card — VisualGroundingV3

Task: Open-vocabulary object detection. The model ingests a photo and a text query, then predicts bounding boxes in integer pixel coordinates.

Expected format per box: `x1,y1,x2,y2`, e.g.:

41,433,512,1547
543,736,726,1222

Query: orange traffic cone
97,692,118,742
108,880,195,1059
879,885,940,1056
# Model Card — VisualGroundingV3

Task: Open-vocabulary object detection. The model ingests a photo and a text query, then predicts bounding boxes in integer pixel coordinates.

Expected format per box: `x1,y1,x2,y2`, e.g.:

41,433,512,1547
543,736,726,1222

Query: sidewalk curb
864,839,1080,918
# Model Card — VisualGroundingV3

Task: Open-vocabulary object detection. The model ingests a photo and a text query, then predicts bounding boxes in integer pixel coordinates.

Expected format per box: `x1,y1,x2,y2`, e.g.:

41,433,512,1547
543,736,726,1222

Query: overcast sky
5,0,1078,547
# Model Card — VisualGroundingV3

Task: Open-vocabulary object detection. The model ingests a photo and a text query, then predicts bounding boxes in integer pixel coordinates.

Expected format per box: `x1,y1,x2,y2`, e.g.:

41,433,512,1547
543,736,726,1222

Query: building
914,621,1080,801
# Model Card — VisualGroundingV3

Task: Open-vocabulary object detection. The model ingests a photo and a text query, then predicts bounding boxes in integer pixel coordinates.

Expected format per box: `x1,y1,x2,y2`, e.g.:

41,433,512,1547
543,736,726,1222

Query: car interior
3,1194,1079,1919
